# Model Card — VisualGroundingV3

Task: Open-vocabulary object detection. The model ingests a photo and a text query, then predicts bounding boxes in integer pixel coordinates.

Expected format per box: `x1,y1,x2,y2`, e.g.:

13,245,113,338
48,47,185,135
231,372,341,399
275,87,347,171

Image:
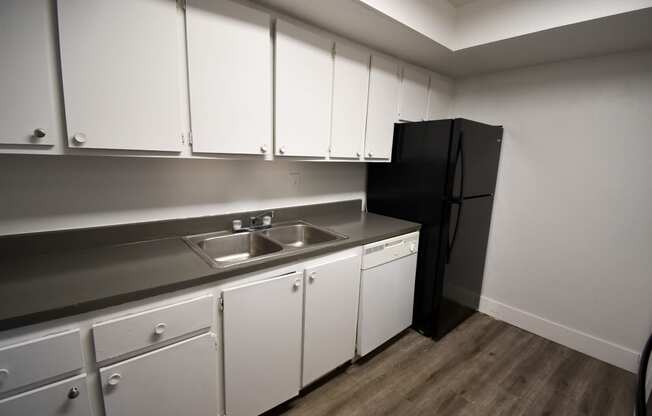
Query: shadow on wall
0,155,366,236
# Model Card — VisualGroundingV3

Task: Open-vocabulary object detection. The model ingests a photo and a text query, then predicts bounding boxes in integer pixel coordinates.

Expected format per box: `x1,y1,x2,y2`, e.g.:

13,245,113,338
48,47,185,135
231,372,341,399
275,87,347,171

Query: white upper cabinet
398,64,429,122
330,43,370,159
426,71,453,121
0,0,57,146
57,0,182,152
364,54,400,160
275,20,333,158
186,0,272,156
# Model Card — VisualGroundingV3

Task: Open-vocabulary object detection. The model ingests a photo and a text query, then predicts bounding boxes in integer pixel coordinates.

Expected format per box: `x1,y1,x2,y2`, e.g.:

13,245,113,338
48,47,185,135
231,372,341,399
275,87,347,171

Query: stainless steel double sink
183,221,348,268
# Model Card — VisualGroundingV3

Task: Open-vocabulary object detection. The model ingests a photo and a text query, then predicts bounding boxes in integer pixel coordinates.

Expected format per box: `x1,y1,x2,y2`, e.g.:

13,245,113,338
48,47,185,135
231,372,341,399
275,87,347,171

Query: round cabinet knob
308,272,318,282
68,386,80,399
72,133,86,144
107,373,122,387
260,145,268,154
0,368,9,383
293,278,301,289
356,152,361,158
367,152,373,158
409,243,416,253
33,128,47,139
279,146,286,155
154,322,167,335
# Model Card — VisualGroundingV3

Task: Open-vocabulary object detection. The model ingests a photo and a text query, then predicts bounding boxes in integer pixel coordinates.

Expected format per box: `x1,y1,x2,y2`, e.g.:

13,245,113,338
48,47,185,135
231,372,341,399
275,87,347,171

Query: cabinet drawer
0,329,83,394
0,374,91,416
99,333,217,416
93,295,213,362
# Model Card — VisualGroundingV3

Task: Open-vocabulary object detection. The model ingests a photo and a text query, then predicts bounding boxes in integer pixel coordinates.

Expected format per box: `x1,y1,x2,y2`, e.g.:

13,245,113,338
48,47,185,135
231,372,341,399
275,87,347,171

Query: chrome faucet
232,211,274,232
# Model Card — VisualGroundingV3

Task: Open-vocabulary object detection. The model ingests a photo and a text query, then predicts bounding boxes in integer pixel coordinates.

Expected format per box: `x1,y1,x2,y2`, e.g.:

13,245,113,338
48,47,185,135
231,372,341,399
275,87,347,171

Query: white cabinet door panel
222,272,303,416
398,65,429,122
365,54,399,160
187,0,272,155
0,374,91,416
275,20,332,158
0,0,57,146
57,0,182,151
330,43,370,159
100,333,218,416
358,254,418,356
303,255,361,386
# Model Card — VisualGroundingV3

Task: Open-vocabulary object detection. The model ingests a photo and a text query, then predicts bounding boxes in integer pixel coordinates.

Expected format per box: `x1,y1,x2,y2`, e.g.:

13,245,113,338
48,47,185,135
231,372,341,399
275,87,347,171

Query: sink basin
184,221,347,269
185,231,283,268
261,223,345,248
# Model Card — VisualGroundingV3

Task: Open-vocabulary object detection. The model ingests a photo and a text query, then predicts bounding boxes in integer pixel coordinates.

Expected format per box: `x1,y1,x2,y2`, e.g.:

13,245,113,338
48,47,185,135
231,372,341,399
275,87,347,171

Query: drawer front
0,374,91,416
0,329,83,394
93,295,213,362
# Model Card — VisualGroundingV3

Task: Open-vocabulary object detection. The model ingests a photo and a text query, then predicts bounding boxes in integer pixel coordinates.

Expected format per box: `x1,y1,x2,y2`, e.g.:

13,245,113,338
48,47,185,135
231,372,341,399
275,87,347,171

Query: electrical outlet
289,171,301,190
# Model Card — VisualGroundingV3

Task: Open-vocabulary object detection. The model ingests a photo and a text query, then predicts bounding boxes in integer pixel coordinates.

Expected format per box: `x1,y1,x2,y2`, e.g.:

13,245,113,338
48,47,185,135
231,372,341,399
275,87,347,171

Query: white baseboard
478,296,640,373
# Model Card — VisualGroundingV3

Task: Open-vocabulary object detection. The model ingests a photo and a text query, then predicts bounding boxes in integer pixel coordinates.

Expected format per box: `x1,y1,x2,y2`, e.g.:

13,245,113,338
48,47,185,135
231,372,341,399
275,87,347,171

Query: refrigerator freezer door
435,196,495,339
367,120,453,225
449,119,503,199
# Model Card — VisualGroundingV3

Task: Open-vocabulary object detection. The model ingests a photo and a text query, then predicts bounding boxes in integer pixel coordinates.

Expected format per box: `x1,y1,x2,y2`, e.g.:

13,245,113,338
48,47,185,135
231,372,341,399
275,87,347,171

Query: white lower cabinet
302,254,361,386
222,272,303,416
99,333,218,416
0,374,91,416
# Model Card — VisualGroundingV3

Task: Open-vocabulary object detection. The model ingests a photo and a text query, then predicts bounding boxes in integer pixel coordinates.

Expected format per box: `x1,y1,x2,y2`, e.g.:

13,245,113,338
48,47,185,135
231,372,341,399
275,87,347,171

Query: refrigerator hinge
218,296,224,312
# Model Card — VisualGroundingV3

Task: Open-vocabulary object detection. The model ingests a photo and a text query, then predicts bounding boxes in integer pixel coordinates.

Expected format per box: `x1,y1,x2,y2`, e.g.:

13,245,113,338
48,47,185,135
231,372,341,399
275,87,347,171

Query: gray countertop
0,203,420,331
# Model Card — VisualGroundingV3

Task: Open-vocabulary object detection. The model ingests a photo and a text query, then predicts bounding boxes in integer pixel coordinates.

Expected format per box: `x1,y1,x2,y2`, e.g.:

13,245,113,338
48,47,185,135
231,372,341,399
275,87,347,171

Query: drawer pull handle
68,386,80,399
107,373,122,387
154,323,167,335
0,368,9,382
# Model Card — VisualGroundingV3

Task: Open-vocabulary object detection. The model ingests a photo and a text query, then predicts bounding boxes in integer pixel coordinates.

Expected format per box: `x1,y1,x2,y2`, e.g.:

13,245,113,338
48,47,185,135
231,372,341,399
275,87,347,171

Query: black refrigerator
367,118,503,340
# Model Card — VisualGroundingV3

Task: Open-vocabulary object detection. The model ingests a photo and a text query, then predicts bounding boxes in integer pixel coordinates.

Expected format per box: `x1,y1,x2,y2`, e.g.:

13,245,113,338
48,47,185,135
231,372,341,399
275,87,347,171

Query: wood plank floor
273,313,636,416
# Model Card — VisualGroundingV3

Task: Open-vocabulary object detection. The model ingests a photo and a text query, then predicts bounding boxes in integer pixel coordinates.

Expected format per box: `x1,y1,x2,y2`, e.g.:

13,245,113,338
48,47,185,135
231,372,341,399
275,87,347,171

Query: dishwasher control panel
361,231,419,270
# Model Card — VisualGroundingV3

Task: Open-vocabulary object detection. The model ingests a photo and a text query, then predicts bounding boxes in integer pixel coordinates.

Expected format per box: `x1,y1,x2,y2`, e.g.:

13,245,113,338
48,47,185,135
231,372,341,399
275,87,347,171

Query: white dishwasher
357,231,419,357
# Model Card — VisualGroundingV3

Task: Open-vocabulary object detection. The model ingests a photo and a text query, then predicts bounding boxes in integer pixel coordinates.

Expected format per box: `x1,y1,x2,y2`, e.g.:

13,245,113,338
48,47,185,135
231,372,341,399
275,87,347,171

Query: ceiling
252,0,652,78
447,0,480,7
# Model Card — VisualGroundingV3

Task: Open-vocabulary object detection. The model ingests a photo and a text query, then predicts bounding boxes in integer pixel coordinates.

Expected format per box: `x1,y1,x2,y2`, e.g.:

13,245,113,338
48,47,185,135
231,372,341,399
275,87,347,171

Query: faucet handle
232,219,242,231
262,215,272,227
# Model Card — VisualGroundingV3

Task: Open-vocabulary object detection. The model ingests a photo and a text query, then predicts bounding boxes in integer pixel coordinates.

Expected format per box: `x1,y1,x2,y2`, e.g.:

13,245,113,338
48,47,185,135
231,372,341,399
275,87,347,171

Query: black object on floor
637,331,652,416
367,119,503,340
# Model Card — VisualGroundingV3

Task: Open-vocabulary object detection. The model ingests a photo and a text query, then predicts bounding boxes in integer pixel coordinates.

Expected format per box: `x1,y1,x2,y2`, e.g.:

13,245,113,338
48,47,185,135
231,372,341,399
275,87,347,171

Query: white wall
0,156,366,236
452,49,652,372
454,0,652,49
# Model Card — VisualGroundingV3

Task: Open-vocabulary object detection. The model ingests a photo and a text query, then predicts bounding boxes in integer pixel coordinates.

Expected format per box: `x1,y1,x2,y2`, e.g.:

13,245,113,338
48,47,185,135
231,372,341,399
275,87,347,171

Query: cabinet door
364,54,400,160
57,0,182,151
303,254,361,386
398,65,429,122
186,0,272,155
330,43,370,159
0,0,57,146
100,333,217,416
275,20,332,158
358,254,418,356
0,374,91,416
222,272,303,416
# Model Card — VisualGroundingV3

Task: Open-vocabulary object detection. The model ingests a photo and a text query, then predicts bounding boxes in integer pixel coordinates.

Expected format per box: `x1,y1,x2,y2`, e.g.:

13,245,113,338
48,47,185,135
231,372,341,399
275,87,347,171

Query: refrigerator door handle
448,133,465,263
